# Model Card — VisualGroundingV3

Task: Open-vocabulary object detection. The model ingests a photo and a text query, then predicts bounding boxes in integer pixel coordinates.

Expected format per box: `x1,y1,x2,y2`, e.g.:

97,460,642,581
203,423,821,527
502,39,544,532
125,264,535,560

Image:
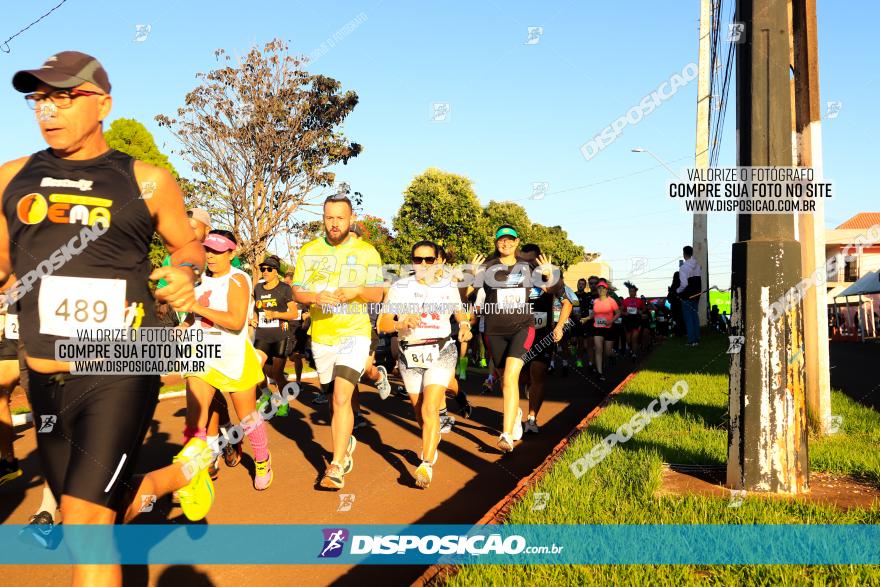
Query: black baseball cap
12,51,111,94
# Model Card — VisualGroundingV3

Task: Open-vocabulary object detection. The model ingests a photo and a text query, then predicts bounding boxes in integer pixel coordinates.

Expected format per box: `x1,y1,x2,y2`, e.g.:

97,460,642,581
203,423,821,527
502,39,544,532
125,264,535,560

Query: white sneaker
512,408,523,441
497,432,514,453
439,414,455,434
524,417,540,434
375,365,391,400
415,461,433,488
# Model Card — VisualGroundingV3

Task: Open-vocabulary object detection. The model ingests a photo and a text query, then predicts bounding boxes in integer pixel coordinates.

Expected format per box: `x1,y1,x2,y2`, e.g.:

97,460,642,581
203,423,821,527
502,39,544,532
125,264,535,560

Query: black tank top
2,148,158,360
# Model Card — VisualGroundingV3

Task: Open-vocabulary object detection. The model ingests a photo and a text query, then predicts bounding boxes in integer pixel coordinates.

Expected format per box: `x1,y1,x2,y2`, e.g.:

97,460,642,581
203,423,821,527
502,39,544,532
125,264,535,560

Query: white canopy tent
833,271,880,339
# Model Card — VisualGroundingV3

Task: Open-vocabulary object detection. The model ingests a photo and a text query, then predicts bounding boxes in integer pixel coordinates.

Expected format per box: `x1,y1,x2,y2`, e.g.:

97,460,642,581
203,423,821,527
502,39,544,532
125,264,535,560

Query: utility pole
693,0,711,326
727,0,809,494
791,0,832,433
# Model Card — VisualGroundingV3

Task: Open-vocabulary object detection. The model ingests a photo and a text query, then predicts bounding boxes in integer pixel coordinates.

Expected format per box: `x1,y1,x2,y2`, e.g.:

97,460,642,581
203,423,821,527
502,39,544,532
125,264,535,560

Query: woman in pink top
582,279,620,381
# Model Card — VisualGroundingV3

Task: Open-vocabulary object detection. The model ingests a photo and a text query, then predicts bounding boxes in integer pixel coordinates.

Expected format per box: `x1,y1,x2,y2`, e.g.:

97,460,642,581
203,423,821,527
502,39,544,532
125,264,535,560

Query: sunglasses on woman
259,266,276,272
412,256,436,265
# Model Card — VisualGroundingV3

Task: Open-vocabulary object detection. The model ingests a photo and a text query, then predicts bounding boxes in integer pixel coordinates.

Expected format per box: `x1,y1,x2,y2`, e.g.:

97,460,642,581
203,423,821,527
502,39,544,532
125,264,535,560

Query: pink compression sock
245,421,269,462
184,426,208,444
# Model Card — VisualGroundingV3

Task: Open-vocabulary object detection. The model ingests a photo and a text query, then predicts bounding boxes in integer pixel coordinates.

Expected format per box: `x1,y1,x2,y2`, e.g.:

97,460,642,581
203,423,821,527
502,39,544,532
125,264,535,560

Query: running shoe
223,438,243,468
254,452,273,491
174,438,215,522
481,377,494,394
457,357,468,380
208,455,220,481
524,416,540,434
459,402,472,419
342,435,357,475
17,511,60,550
375,365,392,400
353,411,368,430
0,458,22,486
497,433,514,453
394,385,409,398
439,413,455,434
576,359,584,368
414,462,433,489
275,396,289,417
313,392,329,405
479,357,487,368
320,462,345,490
512,408,523,441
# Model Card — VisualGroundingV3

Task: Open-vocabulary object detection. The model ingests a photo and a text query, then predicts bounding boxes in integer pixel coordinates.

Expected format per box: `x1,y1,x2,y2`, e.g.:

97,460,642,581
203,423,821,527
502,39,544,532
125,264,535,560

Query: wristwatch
177,262,203,287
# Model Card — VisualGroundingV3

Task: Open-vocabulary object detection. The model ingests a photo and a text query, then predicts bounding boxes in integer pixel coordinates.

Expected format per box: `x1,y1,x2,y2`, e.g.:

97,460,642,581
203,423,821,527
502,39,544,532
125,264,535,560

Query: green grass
12,406,31,415
449,331,880,586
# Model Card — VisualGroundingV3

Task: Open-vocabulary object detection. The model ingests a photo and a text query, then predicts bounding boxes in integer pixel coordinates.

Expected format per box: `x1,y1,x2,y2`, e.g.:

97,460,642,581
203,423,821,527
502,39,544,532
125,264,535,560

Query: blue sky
1,0,874,295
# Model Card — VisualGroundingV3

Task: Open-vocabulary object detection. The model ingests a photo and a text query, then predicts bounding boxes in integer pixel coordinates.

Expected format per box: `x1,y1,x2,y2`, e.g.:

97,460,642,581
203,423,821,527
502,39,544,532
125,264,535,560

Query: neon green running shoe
174,438,215,521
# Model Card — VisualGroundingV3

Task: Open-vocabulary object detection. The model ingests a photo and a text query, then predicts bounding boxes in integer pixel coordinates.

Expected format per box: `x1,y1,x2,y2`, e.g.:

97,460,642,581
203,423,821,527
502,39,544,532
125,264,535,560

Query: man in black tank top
0,51,210,585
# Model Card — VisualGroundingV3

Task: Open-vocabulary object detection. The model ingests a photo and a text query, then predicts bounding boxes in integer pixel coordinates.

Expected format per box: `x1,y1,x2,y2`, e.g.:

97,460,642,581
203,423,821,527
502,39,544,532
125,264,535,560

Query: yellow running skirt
186,341,265,393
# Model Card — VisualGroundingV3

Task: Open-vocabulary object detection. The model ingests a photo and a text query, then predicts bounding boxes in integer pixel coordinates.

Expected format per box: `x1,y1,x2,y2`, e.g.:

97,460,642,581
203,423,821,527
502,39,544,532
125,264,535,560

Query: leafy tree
156,39,362,268
104,118,177,270
355,215,396,264
392,169,486,262
481,200,533,252
528,223,585,268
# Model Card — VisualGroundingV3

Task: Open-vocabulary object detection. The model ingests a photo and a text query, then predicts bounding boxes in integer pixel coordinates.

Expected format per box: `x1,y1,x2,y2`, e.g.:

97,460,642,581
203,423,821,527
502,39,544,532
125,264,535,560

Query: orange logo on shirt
15,193,112,227
16,193,48,224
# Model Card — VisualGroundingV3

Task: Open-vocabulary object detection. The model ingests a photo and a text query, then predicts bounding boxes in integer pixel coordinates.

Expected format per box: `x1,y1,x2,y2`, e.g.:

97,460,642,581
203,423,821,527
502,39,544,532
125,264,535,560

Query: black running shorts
254,337,288,360
0,337,17,360
28,372,160,511
484,327,535,367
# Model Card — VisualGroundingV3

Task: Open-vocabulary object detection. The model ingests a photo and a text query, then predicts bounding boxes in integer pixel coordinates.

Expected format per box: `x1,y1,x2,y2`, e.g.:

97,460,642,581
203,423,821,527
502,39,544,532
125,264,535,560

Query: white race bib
258,311,279,329
595,317,608,327
38,276,126,337
4,314,18,340
404,344,440,369
627,306,638,315
498,288,526,308
534,312,548,329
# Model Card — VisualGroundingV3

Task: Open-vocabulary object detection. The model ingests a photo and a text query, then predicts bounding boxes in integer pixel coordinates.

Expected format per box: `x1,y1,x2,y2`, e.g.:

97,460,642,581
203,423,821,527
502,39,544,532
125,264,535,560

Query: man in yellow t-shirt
292,194,384,490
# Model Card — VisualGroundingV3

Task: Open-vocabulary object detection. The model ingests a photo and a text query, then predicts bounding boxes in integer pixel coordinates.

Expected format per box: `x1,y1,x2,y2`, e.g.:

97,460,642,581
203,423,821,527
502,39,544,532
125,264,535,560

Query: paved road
0,357,636,587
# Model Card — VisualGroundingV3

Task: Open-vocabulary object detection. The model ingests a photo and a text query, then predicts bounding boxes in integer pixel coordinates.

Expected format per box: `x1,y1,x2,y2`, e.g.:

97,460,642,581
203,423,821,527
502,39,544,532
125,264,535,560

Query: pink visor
203,233,236,252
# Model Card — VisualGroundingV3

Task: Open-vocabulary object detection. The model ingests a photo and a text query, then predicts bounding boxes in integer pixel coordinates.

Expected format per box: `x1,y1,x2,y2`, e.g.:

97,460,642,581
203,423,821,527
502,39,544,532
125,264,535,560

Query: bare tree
156,39,362,267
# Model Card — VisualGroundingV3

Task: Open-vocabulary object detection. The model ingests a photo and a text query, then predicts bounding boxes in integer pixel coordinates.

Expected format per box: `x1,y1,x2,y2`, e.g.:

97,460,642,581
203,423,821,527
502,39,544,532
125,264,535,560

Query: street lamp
631,147,681,178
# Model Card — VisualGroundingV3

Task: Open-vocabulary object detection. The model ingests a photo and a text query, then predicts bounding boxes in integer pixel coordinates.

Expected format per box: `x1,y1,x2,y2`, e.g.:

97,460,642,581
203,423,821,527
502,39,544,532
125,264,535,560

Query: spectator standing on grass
668,270,685,338
676,246,703,347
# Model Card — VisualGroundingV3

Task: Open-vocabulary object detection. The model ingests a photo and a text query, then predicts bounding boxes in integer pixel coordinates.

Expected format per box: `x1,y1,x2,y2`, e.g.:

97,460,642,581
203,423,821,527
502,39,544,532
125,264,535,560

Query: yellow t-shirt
292,235,383,345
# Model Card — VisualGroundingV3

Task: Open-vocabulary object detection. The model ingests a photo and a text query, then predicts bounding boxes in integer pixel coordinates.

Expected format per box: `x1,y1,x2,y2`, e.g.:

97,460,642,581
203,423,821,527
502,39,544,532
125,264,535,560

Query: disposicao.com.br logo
320,529,563,557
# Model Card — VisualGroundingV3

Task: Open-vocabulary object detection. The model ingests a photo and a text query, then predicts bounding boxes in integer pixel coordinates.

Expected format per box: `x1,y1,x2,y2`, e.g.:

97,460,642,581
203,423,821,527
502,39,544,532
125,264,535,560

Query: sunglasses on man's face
412,256,436,265
259,266,276,272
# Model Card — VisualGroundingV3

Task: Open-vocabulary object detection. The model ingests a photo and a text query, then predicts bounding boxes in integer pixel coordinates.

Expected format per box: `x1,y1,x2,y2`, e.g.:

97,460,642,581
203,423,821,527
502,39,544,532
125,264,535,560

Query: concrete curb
412,369,640,587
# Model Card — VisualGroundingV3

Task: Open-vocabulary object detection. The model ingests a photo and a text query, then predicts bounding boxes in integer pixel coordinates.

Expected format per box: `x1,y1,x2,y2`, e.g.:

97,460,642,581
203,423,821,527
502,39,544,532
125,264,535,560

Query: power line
1,0,69,54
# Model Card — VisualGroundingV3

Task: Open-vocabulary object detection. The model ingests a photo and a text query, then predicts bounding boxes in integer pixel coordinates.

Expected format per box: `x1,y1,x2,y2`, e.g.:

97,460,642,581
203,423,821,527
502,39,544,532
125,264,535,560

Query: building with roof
825,213,880,339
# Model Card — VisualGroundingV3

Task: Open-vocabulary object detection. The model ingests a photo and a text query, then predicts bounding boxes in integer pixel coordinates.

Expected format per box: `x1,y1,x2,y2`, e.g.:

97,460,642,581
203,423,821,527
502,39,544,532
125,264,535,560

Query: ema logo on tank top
16,182,112,228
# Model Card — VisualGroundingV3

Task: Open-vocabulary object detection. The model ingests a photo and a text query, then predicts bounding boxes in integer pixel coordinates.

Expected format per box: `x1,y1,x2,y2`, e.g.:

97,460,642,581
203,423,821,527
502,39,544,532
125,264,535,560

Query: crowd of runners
0,51,682,585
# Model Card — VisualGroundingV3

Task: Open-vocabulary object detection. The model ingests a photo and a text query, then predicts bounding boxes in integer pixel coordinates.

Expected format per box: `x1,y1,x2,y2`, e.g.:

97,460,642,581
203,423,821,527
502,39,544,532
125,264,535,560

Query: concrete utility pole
727,0,809,494
790,0,832,433
693,0,711,326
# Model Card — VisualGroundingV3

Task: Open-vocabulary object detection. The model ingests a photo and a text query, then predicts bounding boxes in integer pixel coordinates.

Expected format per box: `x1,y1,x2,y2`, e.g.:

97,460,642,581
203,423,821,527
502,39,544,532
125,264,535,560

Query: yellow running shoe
174,438,215,521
